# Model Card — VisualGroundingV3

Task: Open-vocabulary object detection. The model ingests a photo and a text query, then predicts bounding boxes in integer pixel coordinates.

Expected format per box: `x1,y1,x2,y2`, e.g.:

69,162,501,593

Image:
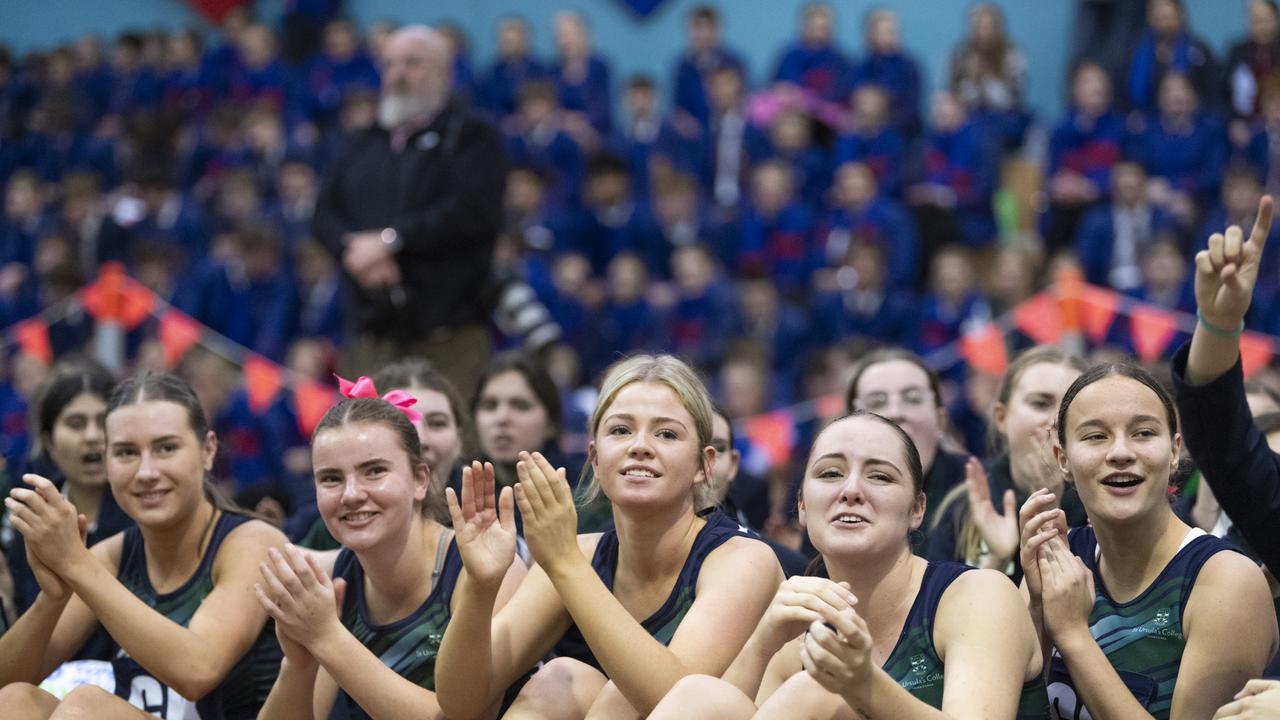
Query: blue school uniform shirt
737,202,815,297
833,126,906,196
812,286,918,347
774,43,851,102
921,122,998,247
478,56,549,118
817,196,919,289
555,55,613,135
1126,112,1227,205
848,52,922,135
917,291,992,356
1049,110,1126,191
673,47,746,129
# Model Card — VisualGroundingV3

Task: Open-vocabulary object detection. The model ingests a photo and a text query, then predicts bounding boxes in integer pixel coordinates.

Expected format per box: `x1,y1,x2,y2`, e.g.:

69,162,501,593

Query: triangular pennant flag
1240,331,1275,378
82,263,155,329
1054,266,1085,333
1013,292,1063,345
1078,285,1119,343
745,409,797,470
157,310,203,368
14,318,52,365
960,322,1008,375
294,379,337,437
1128,305,1178,362
244,354,284,413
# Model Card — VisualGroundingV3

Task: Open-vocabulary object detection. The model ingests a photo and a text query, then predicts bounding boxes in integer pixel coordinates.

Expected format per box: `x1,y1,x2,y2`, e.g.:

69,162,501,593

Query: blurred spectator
566,152,662,277
276,158,318,248
175,223,297,362
984,244,1042,316
731,275,812,403
437,21,475,97
294,239,344,347
499,164,561,300
1073,0,1149,85
1125,0,1219,116
1246,77,1280,193
1075,161,1178,290
1126,233,1194,311
1044,61,1125,254
227,24,289,111
738,159,815,297
947,3,1031,148
313,25,504,397
503,79,585,210
1227,0,1280,139
1199,164,1280,297
161,29,213,119
818,161,919,291
1126,72,1227,220
610,74,701,200
303,19,380,130
812,241,918,347
590,252,659,374
98,162,208,275
833,84,906,195
665,244,735,369
552,11,613,138
764,106,830,208
849,8,922,137
106,31,162,116
672,5,746,130
651,171,712,273
478,16,548,119
0,171,46,275
773,2,851,104
908,91,999,265
703,64,770,211
917,246,991,356
71,34,111,120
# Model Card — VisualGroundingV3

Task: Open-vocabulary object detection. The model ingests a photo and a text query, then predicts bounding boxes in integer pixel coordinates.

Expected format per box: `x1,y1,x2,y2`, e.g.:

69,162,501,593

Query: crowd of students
2,0,1280,717
0,198,1276,718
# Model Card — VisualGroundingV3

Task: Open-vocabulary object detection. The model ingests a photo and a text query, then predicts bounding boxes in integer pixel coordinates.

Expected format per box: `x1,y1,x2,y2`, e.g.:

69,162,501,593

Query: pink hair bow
335,374,423,425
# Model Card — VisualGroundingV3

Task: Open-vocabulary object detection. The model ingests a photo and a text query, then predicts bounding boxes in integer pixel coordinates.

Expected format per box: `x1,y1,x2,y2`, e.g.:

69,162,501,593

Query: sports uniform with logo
326,531,463,720
884,562,1049,717
113,512,281,719
1046,525,1237,720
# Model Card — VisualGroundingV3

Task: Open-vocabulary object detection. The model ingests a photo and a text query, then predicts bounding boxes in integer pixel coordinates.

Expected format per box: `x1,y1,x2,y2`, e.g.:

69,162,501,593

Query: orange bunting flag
81,263,155,329
294,379,337,437
960,322,1008,375
157,310,202,368
745,409,797,469
1128,305,1179,362
1013,292,1063,345
1078,285,1119,343
1240,331,1275,378
14,318,52,365
244,354,284,412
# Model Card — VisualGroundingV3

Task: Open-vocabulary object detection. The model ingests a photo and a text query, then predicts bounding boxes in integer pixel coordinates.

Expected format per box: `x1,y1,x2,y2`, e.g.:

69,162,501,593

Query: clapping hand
514,452,580,574
6,474,92,582
964,458,1018,569
446,461,517,590
254,544,348,660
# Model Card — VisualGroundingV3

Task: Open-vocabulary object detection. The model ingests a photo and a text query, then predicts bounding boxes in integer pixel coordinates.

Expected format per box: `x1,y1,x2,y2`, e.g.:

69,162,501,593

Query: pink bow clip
335,374,423,425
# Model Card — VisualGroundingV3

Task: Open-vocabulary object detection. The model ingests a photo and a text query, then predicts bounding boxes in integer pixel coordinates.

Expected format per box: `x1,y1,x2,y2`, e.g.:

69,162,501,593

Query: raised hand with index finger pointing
1196,195,1273,330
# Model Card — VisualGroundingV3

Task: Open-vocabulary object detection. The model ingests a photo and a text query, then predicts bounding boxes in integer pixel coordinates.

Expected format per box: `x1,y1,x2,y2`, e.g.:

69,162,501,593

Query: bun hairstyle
314,396,449,523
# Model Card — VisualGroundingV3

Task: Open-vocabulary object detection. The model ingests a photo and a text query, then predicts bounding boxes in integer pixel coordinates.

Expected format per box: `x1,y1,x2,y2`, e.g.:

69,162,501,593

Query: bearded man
314,25,506,396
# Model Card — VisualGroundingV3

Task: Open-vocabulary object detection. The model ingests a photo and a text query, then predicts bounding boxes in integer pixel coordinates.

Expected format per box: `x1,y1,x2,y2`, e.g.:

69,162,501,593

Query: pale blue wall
0,0,1253,119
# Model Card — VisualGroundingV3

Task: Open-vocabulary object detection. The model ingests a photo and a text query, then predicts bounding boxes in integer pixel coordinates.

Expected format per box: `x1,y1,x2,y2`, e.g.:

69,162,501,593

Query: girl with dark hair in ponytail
0,371,287,719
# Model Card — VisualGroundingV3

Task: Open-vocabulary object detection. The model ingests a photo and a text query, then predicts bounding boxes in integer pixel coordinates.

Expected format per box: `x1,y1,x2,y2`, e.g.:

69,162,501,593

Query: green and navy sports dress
884,562,1049,718
1046,526,1235,720
113,512,281,719
326,537,464,720
552,509,760,672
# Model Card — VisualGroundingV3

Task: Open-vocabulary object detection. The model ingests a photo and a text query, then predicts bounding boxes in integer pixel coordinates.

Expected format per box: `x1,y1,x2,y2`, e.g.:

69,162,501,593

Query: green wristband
1196,310,1244,338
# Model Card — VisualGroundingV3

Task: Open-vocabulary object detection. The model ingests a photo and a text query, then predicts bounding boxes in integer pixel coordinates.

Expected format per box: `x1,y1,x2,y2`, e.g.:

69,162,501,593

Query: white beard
377,92,439,130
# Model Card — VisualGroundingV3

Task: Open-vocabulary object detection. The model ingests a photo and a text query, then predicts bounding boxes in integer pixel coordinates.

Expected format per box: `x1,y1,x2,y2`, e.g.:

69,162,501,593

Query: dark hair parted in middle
1056,362,1179,448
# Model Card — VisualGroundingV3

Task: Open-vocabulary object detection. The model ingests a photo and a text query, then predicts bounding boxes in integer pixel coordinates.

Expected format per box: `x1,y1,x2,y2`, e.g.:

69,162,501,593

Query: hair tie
335,374,423,424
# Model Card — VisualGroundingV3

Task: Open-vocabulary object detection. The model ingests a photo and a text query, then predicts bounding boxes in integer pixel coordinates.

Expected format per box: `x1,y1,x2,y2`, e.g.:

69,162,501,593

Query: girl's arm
435,461,568,720
517,452,781,716
1169,552,1277,720
0,536,117,686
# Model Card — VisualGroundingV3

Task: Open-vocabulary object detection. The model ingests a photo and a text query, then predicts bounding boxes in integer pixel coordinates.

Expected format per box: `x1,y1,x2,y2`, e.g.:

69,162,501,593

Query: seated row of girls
1,371,288,719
